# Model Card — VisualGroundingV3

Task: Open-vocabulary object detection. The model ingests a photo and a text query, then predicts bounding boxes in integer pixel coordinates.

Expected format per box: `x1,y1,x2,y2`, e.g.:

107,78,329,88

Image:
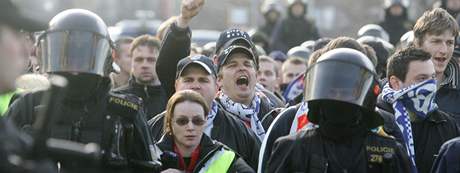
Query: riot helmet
357,24,390,43
399,30,414,49
38,9,111,76
287,46,312,61
304,48,383,129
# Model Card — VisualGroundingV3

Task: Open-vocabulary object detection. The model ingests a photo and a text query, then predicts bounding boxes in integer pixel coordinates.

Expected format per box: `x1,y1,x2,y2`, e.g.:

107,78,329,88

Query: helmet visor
304,60,374,106
40,30,110,75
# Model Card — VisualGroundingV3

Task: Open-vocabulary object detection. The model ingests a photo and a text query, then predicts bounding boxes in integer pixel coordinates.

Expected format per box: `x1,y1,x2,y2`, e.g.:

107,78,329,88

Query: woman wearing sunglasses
158,90,254,173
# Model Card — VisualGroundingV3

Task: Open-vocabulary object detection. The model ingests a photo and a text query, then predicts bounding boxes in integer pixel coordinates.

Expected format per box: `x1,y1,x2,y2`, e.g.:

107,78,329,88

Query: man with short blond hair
413,7,460,125
281,57,307,86
114,35,167,119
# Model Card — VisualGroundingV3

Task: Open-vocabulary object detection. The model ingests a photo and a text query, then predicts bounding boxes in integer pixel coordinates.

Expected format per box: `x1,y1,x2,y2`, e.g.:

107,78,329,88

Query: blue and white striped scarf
204,101,219,136
218,92,265,141
382,79,438,173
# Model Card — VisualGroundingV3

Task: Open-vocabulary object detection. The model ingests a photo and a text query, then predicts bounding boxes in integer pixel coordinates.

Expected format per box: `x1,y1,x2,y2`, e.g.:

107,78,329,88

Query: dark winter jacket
148,106,261,171
430,137,460,173
267,129,411,173
157,133,254,173
435,59,460,126
376,94,460,173
113,78,167,120
156,21,191,99
275,15,319,53
258,104,298,172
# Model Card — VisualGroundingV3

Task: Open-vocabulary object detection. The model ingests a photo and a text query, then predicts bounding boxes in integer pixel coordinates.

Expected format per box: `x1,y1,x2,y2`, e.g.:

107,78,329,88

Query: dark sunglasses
175,116,206,126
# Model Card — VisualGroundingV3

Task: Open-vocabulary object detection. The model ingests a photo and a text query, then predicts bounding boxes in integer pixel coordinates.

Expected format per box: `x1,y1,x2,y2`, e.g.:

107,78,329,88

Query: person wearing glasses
157,90,254,173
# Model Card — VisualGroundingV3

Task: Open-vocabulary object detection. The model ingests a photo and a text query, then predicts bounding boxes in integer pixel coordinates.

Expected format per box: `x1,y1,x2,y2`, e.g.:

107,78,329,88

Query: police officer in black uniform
267,48,411,173
6,9,159,173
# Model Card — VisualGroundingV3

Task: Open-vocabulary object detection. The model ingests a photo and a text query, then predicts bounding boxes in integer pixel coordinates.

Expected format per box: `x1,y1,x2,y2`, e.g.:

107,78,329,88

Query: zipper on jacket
144,85,150,98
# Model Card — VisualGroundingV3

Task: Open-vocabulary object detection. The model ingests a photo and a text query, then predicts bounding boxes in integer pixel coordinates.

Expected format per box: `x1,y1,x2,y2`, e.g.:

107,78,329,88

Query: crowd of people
1,0,460,172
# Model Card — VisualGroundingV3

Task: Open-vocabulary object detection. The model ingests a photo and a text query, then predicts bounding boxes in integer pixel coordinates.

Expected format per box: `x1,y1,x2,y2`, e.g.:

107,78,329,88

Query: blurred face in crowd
131,45,159,85
266,10,280,23
113,42,132,75
447,0,460,11
175,64,218,106
290,2,305,17
218,52,257,106
0,25,26,93
171,101,206,150
281,61,306,84
391,60,436,90
257,60,278,92
417,31,455,76
389,4,404,16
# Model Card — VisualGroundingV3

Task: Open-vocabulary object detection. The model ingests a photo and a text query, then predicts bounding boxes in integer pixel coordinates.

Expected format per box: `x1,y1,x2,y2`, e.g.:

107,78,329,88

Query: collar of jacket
376,94,447,124
157,133,224,172
157,133,219,157
440,59,460,89
128,76,162,97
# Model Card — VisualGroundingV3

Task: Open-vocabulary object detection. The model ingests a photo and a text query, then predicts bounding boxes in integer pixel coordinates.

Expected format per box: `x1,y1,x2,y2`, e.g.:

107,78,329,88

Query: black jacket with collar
376,94,460,173
435,59,460,126
148,107,261,171
113,78,167,120
157,133,254,173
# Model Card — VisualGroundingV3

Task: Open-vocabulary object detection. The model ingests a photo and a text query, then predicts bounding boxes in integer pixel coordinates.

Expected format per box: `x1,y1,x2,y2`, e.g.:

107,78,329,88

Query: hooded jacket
274,0,319,52
378,1,412,45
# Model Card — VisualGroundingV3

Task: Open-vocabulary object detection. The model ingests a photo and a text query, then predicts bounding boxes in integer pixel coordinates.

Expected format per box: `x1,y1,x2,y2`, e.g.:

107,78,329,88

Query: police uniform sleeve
156,21,192,98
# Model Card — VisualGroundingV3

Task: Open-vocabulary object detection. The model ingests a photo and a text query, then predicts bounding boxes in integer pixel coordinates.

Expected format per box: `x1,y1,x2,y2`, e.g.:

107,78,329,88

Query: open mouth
236,75,249,86
260,83,267,88
433,57,447,63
